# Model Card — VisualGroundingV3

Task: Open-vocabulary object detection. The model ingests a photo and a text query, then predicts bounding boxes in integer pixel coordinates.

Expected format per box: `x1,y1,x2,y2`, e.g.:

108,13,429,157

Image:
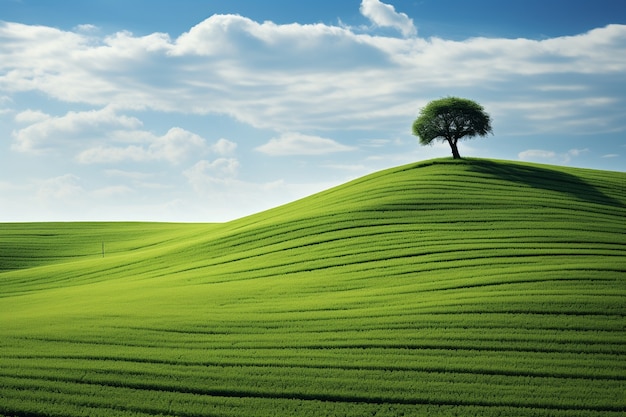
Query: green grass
1,158,625,416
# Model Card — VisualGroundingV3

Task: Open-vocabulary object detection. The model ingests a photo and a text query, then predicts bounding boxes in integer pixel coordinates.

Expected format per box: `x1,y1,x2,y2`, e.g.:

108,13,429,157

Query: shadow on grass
464,159,626,208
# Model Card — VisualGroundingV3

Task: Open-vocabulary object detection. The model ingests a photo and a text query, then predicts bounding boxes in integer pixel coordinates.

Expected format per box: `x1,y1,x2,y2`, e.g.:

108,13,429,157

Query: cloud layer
3,16,625,138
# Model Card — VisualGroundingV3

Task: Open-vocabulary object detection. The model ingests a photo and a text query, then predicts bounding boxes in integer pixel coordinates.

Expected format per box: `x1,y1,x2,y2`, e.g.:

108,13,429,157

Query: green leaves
412,97,493,158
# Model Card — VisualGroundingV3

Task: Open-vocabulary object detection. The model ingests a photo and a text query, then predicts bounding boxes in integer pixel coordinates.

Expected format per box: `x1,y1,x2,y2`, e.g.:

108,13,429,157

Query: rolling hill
1,158,625,416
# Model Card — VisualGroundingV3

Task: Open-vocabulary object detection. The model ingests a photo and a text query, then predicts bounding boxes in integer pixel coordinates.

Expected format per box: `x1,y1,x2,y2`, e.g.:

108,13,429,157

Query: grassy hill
1,158,625,417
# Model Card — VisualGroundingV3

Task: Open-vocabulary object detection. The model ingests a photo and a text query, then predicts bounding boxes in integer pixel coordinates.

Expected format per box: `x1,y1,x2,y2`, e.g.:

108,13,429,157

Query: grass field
1,158,625,416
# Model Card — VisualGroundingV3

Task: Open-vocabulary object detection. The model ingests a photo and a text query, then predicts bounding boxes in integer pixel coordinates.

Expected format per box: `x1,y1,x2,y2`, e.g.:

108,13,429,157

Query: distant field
1,158,625,417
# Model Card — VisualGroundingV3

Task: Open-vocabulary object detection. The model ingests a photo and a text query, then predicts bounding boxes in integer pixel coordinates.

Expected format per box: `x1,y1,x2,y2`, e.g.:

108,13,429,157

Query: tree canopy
412,97,492,159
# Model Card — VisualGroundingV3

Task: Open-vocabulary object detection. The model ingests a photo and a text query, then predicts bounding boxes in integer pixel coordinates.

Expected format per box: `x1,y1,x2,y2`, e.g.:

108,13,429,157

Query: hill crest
1,158,625,416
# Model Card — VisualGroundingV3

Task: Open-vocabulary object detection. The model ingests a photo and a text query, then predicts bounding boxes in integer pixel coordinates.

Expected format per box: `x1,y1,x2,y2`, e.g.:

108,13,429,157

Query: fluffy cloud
11,106,209,163
76,127,207,164
210,138,237,155
1,18,625,136
360,0,417,37
14,109,50,124
12,107,142,152
184,158,240,192
256,132,355,156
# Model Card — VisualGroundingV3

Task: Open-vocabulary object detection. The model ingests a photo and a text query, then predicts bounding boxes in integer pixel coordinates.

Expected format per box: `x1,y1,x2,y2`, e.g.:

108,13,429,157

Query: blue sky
1,0,625,222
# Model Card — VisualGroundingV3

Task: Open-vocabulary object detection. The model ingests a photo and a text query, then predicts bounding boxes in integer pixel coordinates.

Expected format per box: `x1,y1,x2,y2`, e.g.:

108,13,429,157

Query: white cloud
11,106,208,164
518,148,589,163
518,149,557,160
202,158,239,178
256,132,355,156
602,154,619,158
74,24,99,33
184,158,240,190
12,107,142,152
148,127,207,163
0,22,106,99
535,85,588,92
76,127,207,164
14,109,50,124
360,0,417,37
172,14,249,56
1,19,625,137
210,138,237,155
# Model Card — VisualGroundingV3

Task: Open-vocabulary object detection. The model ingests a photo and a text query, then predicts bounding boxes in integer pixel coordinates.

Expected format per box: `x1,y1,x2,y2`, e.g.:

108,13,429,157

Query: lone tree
412,97,492,159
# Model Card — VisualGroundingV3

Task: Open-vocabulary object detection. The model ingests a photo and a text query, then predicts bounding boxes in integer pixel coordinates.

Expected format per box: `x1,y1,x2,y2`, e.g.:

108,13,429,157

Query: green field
1,158,625,417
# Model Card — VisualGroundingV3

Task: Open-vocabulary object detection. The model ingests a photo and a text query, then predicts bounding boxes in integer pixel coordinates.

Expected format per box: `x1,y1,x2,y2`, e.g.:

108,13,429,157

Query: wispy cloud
518,149,557,160
256,133,355,156
518,148,589,164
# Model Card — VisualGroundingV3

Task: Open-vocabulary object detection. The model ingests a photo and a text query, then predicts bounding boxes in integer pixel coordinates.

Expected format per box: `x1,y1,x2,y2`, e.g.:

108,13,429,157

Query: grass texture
1,158,625,416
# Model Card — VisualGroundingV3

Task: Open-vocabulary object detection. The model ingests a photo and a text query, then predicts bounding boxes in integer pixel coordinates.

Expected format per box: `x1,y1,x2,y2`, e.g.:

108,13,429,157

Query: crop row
3,345,625,382
1,159,624,416
1,360,624,416
4,384,621,417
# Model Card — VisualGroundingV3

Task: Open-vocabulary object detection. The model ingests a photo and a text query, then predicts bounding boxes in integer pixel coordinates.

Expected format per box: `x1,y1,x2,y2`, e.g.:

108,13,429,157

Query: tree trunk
448,139,461,159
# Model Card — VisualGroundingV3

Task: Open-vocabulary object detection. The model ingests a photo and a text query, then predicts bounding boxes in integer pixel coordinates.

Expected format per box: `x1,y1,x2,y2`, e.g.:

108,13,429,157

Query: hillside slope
1,158,625,417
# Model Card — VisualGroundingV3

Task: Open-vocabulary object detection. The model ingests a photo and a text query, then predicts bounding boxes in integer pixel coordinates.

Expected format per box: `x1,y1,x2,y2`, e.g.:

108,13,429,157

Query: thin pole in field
102,241,105,258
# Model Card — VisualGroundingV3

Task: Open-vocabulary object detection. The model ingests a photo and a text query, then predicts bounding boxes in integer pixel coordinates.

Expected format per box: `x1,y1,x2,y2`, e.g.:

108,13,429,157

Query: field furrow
1,158,624,416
